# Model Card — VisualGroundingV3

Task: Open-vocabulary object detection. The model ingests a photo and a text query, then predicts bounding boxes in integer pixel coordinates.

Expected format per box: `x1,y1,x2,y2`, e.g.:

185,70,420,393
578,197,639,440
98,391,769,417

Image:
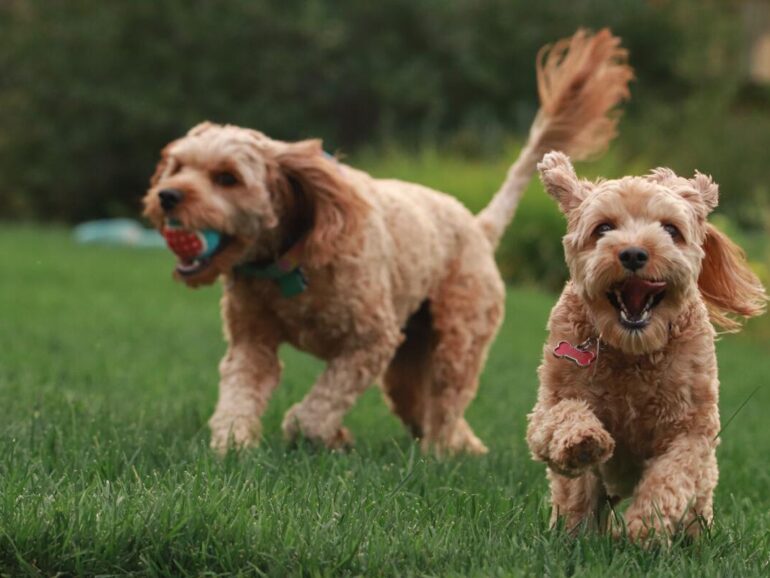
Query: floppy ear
537,151,586,214
698,223,767,331
273,139,369,267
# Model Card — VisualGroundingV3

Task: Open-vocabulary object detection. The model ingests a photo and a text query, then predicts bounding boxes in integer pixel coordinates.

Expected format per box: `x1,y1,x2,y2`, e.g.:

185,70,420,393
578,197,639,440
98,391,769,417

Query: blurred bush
0,0,768,286
0,0,761,217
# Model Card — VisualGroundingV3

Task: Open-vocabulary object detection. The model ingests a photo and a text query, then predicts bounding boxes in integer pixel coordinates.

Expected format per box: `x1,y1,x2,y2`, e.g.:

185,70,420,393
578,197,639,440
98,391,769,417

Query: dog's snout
158,189,184,212
619,247,649,272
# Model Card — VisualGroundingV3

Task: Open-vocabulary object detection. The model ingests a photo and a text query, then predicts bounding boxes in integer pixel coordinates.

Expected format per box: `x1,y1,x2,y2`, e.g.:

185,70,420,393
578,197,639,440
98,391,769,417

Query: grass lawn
1,226,769,576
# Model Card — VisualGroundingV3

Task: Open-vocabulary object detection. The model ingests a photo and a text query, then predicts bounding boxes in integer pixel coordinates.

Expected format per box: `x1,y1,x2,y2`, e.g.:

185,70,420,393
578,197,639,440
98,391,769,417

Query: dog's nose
158,189,184,212
619,247,649,272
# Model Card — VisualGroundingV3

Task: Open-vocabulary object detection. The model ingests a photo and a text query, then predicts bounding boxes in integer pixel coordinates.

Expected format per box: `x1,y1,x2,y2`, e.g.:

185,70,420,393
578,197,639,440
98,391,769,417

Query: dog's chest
273,295,358,358
241,278,384,360
583,356,693,456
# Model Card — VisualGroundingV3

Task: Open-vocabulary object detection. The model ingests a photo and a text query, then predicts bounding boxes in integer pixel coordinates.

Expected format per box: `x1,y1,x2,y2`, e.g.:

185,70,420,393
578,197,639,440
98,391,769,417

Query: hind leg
420,259,505,456
382,301,436,437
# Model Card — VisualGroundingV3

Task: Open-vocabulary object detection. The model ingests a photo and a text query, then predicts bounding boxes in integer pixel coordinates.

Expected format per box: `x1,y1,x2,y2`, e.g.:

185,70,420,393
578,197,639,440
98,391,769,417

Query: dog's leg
526,399,615,477
208,342,281,454
419,262,505,456
548,469,609,533
622,434,717,541
281,330,401,449
382,301,436,437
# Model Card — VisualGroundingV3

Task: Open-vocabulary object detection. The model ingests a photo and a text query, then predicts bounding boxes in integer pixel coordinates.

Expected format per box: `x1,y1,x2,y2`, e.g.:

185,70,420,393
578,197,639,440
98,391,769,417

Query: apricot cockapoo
143,30,632,456
527,151,767,540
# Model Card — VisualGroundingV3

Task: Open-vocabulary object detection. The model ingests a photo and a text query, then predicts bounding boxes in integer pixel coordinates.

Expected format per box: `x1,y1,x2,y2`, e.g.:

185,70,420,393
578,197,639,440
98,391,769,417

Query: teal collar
233,239,308,297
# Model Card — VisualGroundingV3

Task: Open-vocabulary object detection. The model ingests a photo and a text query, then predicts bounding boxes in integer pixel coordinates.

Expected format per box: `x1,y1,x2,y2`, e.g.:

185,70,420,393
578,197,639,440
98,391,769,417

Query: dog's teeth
614,291,628,314
177,259,202,273
621,308,651,326
644,295,654,312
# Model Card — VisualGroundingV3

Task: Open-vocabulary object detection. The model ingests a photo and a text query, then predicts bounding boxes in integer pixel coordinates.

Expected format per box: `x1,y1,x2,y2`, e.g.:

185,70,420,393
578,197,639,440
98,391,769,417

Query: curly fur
527,151,767,541
142,29,632,456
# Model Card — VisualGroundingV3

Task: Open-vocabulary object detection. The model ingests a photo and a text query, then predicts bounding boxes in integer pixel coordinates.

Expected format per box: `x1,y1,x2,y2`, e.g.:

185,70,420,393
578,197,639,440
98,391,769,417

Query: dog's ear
538,151,586,214
273,140,369,267
649,168,718,216
690,172,719,212
698,222,767,331
676,172,719,216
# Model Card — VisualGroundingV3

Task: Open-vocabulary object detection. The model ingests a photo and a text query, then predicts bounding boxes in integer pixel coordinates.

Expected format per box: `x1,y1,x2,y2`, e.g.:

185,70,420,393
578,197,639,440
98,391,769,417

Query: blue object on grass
73,219,165,248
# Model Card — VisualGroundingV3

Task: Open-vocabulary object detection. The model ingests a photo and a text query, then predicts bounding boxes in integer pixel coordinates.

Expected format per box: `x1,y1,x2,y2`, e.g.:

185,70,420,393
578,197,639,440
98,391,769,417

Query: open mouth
174,235,231,276
176,255,212,276
162,220,232,277
607,276,666,330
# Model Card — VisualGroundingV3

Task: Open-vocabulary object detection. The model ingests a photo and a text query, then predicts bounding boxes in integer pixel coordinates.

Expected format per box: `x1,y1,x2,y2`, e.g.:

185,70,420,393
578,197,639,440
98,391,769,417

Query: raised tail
477,28,633,247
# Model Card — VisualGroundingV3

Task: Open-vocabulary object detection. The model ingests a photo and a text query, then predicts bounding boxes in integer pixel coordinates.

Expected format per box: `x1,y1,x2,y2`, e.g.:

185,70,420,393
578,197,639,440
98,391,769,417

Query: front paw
282,403,353,451
549,424,614,477
616,513,673,545
208,412,261,454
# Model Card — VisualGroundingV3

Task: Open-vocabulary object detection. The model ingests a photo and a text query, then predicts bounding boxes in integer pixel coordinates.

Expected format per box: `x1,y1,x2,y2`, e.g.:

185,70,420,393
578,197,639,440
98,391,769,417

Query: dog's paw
281,404,354,451
549,425,614,477
422,418,489,457
208,412,261,454
616,514,673,546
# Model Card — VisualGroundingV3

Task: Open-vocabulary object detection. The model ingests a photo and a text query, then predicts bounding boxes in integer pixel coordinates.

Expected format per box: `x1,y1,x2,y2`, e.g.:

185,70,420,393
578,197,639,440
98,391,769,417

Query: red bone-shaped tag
553,340,596,367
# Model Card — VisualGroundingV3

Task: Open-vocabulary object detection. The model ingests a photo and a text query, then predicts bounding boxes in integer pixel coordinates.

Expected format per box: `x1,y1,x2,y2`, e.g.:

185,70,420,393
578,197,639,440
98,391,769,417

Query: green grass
1,226,769,576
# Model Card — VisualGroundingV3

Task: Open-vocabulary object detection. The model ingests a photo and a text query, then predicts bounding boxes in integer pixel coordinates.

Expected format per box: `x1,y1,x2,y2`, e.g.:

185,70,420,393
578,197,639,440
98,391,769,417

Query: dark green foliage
2,0,765,221
1,0,769,290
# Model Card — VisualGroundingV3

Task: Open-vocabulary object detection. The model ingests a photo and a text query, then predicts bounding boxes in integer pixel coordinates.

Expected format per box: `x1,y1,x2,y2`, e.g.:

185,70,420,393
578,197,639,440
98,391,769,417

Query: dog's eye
594,223,614,237
212,171,239,187
662,223,681,239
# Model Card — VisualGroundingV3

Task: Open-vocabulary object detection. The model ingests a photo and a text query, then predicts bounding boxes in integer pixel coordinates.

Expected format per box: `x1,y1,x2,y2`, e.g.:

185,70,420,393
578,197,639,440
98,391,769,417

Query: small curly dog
143,30,632,455
527,151,767,540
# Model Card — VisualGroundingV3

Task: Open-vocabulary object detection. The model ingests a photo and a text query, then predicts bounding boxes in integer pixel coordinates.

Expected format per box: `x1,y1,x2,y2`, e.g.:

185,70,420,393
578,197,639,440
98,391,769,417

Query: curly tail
477,28,633,247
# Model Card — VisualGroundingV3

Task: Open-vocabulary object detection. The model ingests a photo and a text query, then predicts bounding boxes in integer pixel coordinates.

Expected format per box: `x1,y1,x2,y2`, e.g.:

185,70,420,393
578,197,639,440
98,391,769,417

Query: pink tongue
620,277,666,317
